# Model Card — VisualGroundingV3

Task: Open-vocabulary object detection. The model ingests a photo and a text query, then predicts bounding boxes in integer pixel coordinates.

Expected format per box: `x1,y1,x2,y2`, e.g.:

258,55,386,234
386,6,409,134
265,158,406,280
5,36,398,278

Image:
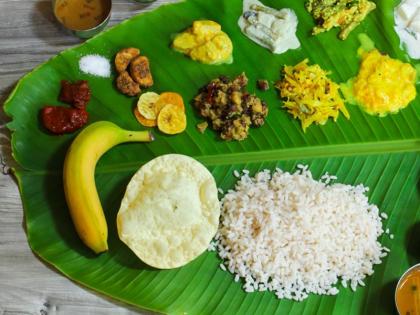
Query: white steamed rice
211,165,390,301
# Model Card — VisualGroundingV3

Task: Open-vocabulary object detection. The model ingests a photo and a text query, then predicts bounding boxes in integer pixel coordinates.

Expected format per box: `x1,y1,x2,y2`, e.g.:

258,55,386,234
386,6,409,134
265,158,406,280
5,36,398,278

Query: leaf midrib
15,139,420,176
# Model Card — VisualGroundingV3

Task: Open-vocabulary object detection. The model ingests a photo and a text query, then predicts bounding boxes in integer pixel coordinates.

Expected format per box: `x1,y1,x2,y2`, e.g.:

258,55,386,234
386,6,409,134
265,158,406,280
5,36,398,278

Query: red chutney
41,106,88,134
59,80,91,109
40,80,91,134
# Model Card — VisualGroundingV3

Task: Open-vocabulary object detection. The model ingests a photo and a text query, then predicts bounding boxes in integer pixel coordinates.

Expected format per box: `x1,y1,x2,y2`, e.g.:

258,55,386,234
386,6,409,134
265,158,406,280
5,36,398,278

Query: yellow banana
63,121,154,254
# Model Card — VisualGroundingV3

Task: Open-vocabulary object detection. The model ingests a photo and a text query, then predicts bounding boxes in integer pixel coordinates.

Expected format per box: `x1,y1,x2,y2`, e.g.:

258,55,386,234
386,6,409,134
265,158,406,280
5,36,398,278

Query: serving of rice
210,165,390,301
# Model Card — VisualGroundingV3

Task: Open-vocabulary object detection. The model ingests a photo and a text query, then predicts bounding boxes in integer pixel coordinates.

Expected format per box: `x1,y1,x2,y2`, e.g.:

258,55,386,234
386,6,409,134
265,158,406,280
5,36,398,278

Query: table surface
0,1,176,314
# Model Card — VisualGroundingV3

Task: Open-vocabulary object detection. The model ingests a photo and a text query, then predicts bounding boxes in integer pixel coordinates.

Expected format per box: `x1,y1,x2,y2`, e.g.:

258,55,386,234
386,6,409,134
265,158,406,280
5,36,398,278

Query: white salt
79,54,111,78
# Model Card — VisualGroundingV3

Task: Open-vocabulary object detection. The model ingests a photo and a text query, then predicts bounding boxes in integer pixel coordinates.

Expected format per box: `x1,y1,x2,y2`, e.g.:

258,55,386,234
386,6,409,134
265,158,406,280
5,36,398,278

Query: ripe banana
63,121,154,254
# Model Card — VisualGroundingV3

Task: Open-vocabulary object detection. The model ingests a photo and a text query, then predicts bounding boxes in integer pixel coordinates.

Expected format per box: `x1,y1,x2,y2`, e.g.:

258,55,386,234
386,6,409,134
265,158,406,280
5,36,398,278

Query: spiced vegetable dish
194,73,268,141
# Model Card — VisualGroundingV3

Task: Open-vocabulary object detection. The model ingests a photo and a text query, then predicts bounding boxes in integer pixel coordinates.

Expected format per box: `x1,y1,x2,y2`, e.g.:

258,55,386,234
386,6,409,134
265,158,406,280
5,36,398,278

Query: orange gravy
396,269,420,315
54,0,110,31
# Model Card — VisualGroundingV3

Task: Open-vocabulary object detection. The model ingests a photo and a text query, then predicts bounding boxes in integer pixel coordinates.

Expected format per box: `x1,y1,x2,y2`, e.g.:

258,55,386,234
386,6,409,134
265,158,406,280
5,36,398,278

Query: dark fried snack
116,71,141,96
194,73,268,141
129,56,153,88
115,47,140,73
41,106,88,134
257,79,270,91
59,80,91,109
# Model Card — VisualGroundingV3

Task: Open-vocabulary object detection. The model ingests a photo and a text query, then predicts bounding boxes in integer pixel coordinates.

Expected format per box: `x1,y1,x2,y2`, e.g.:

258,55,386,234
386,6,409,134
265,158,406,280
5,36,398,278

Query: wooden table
0,1,175,313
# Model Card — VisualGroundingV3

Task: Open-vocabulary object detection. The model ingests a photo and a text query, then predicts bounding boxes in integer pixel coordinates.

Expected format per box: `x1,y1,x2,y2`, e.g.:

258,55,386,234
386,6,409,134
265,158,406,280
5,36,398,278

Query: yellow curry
352,49,417,116
396,268,420,315
172,20,233,65
54,0,110,31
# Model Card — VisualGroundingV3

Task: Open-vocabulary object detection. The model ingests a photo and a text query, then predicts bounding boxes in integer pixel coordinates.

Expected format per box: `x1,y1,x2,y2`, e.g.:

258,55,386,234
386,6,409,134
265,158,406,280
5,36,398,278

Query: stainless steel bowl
52,0,112,39
395,262,420,314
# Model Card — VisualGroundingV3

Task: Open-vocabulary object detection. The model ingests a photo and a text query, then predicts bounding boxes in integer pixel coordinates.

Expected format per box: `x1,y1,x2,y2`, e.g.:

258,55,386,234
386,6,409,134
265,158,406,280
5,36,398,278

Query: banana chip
154,92,185,115
137,92,160,120
157,104,187,135
134,108,157,127
117,154,220,269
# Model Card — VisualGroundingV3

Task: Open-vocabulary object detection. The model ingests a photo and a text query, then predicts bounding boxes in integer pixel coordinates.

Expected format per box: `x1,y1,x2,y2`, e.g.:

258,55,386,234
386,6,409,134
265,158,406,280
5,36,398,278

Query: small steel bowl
395,262,420,314
52,0,112,39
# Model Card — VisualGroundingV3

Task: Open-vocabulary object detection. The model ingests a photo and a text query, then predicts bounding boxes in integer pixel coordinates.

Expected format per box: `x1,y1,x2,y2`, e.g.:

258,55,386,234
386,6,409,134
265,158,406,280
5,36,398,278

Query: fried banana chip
116,71,140,96
137,92,160,120
134,108,157,127
157,104,187,135
115,48,140,73
154,92,185,115
130,56,154,87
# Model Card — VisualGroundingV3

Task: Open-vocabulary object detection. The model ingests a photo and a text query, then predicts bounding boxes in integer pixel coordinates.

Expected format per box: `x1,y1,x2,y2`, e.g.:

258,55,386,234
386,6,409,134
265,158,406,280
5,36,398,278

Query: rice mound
213,165,389,301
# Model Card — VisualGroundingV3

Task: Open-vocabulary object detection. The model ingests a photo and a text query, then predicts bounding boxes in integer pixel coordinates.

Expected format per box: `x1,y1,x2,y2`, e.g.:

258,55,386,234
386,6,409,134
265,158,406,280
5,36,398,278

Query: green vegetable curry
305,0,376,40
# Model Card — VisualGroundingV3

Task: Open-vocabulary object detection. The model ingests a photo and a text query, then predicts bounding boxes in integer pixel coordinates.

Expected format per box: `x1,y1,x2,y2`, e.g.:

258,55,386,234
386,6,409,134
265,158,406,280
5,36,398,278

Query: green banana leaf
3,0,420,313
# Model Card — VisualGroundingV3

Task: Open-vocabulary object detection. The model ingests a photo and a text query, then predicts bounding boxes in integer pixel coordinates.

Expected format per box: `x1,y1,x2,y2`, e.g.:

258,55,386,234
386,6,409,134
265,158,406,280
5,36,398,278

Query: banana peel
63,121,154,254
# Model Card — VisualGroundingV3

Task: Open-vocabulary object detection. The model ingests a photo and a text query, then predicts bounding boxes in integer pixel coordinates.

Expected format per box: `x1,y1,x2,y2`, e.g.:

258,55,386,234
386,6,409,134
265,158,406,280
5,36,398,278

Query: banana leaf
3,0,420,314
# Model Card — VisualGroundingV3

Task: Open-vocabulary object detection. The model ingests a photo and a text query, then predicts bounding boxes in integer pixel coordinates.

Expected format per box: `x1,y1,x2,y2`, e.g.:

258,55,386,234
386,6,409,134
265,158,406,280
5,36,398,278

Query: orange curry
396,269,420,315
54,0,110,31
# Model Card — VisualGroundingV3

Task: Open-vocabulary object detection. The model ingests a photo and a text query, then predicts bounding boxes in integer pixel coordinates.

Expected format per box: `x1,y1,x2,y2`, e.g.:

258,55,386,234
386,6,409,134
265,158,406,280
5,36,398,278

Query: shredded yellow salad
275,59,349,132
